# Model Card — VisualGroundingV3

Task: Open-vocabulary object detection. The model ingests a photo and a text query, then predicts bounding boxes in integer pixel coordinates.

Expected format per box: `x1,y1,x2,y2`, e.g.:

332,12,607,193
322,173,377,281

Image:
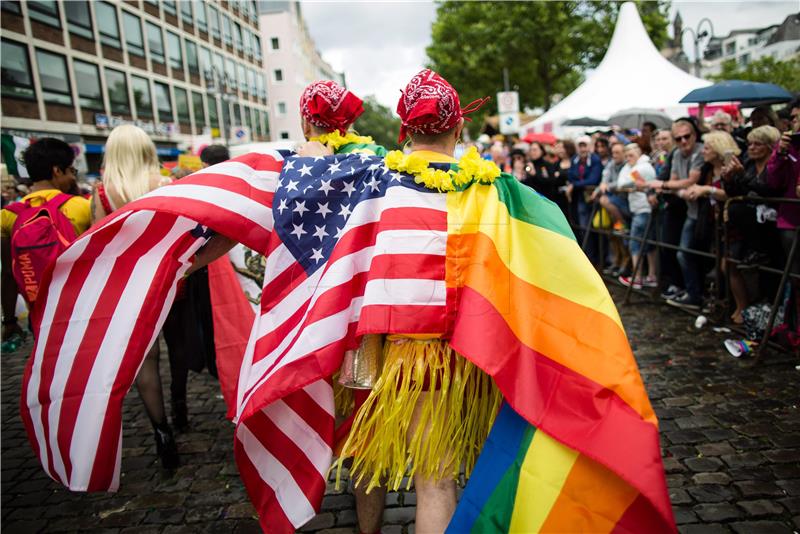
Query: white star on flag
390,172,404,183
319,179,335,195
368,163,382,172
298,164,313,177
316,202,332,218
310,248,324,263
283,159,295,170
286,179,299,192
293,200,309,216
358,153,372,163
290,223,306,238
338,204,352,219
365,176,381,192
312,225,329,242
341,181,356,197
335,226,346,239
326,161,342,174
277,198,289,214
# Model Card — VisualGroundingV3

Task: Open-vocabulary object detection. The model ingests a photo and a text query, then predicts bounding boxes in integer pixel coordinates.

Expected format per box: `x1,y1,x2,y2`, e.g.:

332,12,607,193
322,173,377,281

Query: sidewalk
2,286,799,533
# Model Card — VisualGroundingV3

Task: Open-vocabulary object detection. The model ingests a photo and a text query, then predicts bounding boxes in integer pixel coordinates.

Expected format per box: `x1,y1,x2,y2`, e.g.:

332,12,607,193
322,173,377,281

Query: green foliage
426,0,671,136
354,96,402,151
712,56,800,92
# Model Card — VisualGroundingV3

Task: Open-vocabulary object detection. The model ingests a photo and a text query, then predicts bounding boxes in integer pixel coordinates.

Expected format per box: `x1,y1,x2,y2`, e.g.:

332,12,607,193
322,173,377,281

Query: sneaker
642,276,658,288
666,292,701,311
618,275,642,289
603,265,618,275
660,285,681,300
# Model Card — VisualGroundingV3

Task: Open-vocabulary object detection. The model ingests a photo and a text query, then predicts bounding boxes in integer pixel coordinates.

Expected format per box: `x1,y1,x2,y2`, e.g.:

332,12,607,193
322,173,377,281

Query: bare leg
408,391,457,533
726,261,749,324
599,195,623,223
647,250,658,279
353,481,387,534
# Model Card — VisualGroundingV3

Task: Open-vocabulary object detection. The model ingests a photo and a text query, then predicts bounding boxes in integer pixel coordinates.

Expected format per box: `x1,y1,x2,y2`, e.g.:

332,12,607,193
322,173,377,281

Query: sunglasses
673,134,693,142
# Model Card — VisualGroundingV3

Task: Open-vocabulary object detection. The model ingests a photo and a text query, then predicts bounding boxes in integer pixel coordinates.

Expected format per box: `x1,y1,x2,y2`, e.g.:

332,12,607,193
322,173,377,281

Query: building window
233,103,241,126
739,53,750,67
180,0,193,24
224,58,236,90
233,22,243,51
270,37,279,51
208,97,219,128
261,110,270,138
238,63,247,92
243,28,251,56
194,0,207,32
123,12,144,57
192,91,206,127
73,59,103,110
105,68,129,114
131,75,153,118
280,131,289,140
174,87,190,122
213,53,224,83
146,22,165,64
248,68,257,95
1,39,35,99
199,46,212,79
253,35,262,61
27,1,60,28
167,31,183,71
222,14,232,45
273,69,283,82
96,2,121,48
185,40,199,74
35,49,72,105
259,72,267,98
65,1,93,39
725,42,736,55
163,0,177,16
208,5,220,39
1,1,21,15
154,82,172,121
277,102,286,116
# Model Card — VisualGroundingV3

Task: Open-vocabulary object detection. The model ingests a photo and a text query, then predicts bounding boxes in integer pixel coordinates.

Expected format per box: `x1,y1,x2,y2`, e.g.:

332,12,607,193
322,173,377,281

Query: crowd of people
476,99,800,333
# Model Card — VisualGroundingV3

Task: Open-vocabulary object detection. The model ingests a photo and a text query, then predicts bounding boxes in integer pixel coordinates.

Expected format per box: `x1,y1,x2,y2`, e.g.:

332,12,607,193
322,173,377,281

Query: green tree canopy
354,96,402,151
712,56,800,93
426,0,670,136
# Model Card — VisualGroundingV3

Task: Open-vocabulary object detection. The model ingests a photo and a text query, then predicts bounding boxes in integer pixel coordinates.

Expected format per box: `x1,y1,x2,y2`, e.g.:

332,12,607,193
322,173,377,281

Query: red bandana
396,69,490,143
300,81,364,135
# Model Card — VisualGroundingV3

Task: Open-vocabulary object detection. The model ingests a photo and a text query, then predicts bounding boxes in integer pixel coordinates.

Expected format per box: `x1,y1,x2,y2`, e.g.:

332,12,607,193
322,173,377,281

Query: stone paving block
666,429,707,444
318,529,357,534
676,416,717,429
383,507,416,525
322,494,355,511
692,472,732,485
382,526,403,534
737,499,785,517
685,457,724,472
100,510,148,528
729,520,794,534
663,457,687,473
678,523,731,534
772,463,800,479
693,503,743,522
721,452,766,468
225,502,257,519
763,449,800,464
734,480,784,498
669,489,694,505
335,509,357,527
687,484,738,503
776,479,800,496
300,513,336,531
143,507,186,525
696,442,736,456
672,507,697,525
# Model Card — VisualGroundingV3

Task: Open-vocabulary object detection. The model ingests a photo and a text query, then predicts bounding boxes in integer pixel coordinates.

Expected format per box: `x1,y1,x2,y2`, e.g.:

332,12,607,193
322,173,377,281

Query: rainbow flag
445,176,675,533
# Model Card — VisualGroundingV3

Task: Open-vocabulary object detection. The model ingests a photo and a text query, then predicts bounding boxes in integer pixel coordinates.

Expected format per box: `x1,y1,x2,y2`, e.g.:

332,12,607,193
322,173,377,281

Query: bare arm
90,188,107,224
185,234,238,275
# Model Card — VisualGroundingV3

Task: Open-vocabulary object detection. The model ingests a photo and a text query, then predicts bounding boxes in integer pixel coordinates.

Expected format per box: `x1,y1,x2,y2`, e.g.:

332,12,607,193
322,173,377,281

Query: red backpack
5,193,77,305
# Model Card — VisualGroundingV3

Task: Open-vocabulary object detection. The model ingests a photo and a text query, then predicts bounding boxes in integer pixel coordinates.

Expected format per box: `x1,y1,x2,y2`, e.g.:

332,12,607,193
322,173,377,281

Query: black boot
172,400,188,432
153,421,179,469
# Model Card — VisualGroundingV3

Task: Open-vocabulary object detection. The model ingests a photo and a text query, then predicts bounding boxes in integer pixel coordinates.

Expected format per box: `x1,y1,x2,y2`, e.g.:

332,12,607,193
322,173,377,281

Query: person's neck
410,143,454,157
30,180,57,193
754,157,768,174
712,161,723,175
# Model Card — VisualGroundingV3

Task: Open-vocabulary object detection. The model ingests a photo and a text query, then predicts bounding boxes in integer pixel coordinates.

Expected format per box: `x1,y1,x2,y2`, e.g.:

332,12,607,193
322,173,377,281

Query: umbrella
562,116,609,127
522,132,558,145
679,80,793,105
608,108,672,130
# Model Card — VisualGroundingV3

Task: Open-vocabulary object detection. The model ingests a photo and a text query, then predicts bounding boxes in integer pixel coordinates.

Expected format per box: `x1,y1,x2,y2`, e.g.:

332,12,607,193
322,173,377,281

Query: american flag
22,150,453,533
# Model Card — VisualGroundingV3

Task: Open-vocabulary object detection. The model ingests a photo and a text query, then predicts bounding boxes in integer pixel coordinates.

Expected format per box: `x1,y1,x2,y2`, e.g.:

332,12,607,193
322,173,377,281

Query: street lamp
681,17,715,78
205,67,237,147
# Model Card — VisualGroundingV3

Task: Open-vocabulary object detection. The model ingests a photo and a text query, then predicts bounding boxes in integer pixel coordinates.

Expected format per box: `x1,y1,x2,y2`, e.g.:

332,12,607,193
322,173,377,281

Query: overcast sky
301,1,797,110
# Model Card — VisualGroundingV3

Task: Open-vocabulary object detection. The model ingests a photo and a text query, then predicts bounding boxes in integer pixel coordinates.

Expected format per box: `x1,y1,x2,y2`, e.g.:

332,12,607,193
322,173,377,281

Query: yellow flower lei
309,131,376,150
384,146,501,191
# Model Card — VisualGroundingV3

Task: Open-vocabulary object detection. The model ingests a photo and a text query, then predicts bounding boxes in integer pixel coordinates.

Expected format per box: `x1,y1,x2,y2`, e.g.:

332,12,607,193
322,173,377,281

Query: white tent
521,2,711,136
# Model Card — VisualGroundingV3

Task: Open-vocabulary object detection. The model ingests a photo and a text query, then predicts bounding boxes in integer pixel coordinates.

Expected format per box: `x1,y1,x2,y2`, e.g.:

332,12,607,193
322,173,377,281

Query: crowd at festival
474,99,800,333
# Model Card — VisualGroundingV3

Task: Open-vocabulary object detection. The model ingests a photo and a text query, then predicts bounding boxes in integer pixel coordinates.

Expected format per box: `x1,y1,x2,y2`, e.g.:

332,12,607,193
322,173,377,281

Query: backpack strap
46,193,74,210
4,201,27,215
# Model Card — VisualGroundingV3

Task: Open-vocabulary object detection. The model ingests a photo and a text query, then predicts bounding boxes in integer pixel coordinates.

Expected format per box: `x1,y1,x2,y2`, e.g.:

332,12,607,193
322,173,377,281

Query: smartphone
723,150,734,166
791,132,800,149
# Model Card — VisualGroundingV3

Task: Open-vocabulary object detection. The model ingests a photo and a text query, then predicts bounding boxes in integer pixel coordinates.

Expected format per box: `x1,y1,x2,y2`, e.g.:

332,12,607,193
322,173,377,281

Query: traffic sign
499,112,520,134
497,91,519,114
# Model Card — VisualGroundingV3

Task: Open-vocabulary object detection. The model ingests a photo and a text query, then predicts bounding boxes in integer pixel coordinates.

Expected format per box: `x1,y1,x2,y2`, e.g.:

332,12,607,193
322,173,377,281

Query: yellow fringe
332,374,355,418
333,339,501,493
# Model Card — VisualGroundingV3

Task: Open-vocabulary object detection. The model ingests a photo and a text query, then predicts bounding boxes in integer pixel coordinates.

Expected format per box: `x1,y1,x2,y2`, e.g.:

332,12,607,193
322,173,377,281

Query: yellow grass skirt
334,338,501,493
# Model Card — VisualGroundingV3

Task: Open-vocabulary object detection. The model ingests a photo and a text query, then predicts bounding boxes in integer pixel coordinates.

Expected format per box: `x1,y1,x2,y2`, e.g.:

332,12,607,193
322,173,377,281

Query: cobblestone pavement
2,285,799,533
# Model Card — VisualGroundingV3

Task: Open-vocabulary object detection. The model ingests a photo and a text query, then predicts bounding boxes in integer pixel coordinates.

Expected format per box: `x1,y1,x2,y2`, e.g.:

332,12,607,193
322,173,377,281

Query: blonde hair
702,131,741,160
102,125,160,205
624,143,642,155
747,125,781,147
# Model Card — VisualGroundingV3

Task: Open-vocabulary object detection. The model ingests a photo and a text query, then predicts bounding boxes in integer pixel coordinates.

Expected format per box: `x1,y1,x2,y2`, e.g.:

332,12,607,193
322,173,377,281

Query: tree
354,96,402,151
712,56,800,93
426,1,670,136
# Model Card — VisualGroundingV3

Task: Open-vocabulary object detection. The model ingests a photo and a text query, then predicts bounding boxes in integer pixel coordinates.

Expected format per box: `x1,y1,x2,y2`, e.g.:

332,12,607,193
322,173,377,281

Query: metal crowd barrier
567,186,800,363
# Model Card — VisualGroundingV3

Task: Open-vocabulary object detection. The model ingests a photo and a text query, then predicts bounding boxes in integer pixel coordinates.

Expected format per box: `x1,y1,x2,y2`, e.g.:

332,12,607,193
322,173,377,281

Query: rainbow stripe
445,176,675,533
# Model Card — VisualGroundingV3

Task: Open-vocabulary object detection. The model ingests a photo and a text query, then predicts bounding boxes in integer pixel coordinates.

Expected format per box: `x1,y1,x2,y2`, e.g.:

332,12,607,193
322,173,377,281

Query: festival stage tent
521,2,711,136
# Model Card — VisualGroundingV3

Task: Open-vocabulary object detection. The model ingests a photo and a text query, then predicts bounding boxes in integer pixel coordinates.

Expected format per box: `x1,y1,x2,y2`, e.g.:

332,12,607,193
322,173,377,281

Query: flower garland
309,131,376,151
384,146,501,191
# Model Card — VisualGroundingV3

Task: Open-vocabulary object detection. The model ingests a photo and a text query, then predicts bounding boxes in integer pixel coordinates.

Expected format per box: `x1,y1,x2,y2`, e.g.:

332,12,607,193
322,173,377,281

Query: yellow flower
310,131,375,150
405,154,429,175
385,151,405,171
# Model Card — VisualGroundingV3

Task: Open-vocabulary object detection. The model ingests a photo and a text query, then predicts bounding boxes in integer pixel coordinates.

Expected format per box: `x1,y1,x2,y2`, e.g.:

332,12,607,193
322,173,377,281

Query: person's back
1,138,90,337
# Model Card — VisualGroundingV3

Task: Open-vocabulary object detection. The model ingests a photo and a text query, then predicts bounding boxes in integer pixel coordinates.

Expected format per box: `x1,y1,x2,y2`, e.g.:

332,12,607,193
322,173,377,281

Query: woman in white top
616,143,658,288
91,125,179,468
